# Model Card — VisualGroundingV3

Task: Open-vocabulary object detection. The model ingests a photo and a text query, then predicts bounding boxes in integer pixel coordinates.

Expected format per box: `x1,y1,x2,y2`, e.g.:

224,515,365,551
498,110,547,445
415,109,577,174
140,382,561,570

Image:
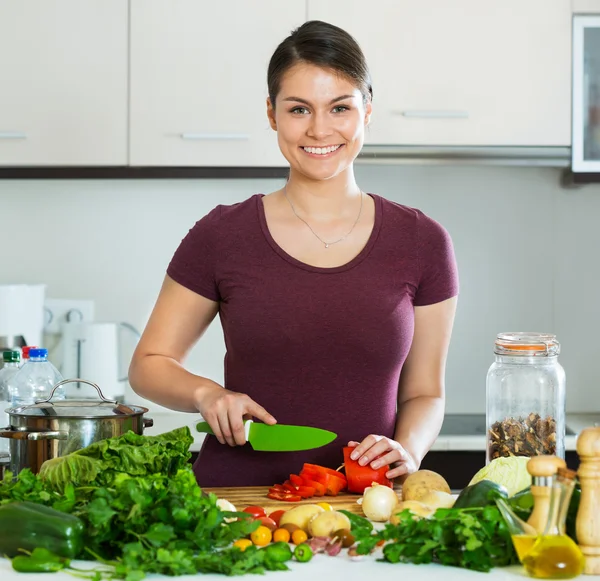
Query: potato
401,469,451,502
279,504,325,533
418,490,455,509
308,511,351,538
389,500,434,524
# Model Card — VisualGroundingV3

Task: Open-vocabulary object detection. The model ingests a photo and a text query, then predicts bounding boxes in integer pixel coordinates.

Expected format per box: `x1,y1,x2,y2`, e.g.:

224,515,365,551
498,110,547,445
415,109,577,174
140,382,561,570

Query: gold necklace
283,186,364,249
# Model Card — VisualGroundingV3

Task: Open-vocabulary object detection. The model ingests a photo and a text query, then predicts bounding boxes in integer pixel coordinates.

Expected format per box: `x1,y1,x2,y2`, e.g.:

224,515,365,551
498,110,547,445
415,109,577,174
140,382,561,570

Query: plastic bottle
0,350,21,454
8,348,64,408
20,345,37,368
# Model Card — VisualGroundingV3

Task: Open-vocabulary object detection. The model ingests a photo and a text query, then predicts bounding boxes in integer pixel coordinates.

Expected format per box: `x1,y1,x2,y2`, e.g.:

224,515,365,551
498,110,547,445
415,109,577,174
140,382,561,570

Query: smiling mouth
301,144,343,156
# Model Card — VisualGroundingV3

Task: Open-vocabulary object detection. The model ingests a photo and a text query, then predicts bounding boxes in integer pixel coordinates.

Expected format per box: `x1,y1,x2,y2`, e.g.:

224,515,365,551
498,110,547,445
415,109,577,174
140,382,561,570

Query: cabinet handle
0,132,27,139
180,133,250,141
394,110,469,119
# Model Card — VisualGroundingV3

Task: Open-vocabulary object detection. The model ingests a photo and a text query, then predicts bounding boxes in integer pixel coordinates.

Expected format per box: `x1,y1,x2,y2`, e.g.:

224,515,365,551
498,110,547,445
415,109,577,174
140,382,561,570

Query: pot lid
7,379,148,418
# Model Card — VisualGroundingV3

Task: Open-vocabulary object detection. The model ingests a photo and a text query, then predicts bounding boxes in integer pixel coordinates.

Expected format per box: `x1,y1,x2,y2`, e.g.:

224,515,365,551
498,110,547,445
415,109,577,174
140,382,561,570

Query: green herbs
0,428,294,578
355,506,519,573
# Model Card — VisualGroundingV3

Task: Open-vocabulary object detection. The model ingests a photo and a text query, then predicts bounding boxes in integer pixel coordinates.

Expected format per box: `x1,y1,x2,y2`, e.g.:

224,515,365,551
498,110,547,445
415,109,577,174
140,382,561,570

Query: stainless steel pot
0,378,153,475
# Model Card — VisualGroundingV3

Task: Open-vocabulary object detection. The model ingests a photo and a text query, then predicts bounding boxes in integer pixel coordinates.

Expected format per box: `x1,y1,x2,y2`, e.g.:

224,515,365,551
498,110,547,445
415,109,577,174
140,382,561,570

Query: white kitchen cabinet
0,0,127,166
573,0,600,13
308,0,572,147
130,1,303,167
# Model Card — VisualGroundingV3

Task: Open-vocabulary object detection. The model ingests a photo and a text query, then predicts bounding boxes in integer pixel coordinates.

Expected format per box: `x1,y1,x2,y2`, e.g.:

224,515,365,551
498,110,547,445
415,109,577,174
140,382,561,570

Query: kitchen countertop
143,411,597,453
2,555,598,581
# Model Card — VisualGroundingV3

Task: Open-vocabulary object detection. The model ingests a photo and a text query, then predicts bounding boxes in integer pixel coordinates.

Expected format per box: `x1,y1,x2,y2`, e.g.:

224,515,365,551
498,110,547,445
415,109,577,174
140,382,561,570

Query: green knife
195,420,337,452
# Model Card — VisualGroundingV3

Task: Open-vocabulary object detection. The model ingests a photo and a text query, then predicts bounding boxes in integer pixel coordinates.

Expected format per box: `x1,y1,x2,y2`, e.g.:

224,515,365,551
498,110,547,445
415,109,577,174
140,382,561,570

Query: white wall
0,165,598,414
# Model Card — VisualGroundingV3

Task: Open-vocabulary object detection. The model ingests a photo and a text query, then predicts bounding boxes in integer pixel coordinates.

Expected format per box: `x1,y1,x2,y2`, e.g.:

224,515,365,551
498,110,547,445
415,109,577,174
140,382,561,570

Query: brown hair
267,20,373,107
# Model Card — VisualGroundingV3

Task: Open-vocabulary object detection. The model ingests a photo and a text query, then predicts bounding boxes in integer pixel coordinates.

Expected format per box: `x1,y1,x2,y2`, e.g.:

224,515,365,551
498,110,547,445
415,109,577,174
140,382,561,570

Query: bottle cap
28,348,48,359
2,350,20,363
21,346,38,359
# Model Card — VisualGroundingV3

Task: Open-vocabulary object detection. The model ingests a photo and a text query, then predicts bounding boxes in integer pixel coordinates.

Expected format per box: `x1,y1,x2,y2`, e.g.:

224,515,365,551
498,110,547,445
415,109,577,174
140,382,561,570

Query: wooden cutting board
203,485,401,515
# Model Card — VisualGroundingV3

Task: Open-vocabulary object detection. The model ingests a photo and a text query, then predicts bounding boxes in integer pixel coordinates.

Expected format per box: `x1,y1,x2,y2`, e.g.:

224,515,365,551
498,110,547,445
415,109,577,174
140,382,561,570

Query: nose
307,111,333,141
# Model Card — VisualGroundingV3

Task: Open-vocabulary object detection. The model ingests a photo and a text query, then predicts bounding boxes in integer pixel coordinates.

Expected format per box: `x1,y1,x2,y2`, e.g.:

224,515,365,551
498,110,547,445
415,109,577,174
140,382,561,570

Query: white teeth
303,145,341,155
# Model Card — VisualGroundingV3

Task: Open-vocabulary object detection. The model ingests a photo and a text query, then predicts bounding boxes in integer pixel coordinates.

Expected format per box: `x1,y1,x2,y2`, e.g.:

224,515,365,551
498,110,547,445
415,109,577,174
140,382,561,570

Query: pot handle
36,379,117,405
143,418,154,429
0,429,68,441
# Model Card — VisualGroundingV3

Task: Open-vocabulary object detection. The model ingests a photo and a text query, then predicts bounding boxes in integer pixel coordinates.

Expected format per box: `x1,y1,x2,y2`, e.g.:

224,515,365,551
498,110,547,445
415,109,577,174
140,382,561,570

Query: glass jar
486,332,566,464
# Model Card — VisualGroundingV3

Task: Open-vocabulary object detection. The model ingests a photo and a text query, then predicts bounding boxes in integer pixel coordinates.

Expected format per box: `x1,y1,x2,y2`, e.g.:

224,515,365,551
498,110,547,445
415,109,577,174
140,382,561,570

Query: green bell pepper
454,480,509,509
0,501,84,559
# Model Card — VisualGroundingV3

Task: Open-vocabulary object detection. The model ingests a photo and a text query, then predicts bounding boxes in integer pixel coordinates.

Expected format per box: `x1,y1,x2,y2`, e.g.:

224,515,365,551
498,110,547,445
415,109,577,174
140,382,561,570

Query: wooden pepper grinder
576,426,600,575
527,455,567,534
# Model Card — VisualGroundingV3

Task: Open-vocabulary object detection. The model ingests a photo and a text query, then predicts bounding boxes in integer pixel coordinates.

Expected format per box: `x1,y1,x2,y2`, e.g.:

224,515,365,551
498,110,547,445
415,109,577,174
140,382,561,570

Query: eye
332,105,350,113
290,106,310,115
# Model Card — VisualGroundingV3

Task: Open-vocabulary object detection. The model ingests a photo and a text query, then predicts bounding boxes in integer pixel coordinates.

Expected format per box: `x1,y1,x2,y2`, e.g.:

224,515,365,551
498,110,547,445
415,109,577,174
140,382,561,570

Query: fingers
245,398,277,426
349,434,384,463
386,463,410,479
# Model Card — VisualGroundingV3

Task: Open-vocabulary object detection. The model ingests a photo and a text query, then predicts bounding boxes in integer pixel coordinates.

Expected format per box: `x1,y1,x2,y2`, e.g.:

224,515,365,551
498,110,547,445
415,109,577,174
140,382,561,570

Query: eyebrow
282,94,355,106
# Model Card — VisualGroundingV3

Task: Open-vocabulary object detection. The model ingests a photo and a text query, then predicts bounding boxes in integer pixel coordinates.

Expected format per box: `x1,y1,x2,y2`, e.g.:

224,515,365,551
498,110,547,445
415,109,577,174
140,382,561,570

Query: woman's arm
129,275,276,445
348,296,457,479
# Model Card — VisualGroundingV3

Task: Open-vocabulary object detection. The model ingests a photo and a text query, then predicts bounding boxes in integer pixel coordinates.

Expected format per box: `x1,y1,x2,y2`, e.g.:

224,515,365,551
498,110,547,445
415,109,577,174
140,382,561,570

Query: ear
266,97,277,131
364,99,372,127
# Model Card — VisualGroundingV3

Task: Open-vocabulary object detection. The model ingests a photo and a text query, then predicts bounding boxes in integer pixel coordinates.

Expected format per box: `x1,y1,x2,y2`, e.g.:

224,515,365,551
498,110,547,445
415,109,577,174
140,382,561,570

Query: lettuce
39,427,193,492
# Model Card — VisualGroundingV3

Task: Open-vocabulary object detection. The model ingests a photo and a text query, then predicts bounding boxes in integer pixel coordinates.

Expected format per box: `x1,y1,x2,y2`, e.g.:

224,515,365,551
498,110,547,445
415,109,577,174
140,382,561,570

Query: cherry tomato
316,502,332,511
268,510,287,527
243,505,267,519
273,528,291,543
250,525,273,546
233,539,253,551
256,516,277,531
291,529,308,545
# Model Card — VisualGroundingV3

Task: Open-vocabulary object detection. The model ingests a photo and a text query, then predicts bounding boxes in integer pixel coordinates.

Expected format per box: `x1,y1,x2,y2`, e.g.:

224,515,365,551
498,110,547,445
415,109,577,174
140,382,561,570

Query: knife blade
195,420,337,452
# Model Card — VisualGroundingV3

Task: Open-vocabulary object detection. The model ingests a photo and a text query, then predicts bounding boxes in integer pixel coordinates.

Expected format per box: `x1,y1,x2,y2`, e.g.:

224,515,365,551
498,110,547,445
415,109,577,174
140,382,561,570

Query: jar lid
494,332,560,357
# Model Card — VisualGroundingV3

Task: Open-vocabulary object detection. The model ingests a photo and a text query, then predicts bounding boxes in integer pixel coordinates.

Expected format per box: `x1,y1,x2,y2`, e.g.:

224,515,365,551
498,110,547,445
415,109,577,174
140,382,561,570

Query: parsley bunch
354,506,519,573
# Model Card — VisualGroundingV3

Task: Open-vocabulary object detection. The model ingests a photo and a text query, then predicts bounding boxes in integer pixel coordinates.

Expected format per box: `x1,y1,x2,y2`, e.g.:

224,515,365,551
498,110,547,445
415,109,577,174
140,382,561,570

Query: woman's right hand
194,384,277,447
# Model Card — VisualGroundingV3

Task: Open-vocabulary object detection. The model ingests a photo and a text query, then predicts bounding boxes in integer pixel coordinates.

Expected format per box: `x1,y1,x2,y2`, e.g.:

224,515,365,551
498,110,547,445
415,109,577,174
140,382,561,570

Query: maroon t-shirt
167,194,459,487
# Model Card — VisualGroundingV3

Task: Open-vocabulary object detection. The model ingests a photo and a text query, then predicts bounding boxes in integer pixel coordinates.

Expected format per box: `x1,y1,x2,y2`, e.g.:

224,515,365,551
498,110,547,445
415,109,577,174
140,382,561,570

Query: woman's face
267,62,371,182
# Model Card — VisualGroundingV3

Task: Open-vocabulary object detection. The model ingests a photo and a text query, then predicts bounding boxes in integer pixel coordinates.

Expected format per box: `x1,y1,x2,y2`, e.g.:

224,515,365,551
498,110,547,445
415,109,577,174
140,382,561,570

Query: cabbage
469,456,531,496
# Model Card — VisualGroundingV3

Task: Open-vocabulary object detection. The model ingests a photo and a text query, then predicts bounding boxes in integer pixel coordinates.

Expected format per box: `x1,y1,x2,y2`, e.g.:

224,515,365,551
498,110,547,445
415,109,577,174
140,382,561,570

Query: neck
284,166,361,218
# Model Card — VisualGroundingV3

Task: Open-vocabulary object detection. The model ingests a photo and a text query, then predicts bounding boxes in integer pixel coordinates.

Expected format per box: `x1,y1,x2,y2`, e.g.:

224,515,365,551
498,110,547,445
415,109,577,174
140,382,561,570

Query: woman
129,20,459,487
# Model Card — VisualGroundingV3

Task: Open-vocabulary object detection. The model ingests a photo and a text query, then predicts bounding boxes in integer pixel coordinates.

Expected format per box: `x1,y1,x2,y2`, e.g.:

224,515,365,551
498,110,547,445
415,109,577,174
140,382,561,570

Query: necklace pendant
325,243,329,249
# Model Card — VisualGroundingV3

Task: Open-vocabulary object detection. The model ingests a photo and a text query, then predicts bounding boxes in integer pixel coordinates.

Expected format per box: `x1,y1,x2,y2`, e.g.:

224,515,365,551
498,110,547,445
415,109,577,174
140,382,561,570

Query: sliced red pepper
322,473,346,496
298,476,325,496
270,484,287,493
289,474,304,487
302,463,347,484
282,483,297,493
342,446,392,494
294,485,316,498
267,491,302,502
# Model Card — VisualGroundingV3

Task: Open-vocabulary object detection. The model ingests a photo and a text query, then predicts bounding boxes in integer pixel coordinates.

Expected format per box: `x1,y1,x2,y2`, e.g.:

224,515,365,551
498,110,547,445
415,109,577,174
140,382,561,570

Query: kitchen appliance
0,284,46,355
61,322,140,401
0,379,153,475
195,420,337,451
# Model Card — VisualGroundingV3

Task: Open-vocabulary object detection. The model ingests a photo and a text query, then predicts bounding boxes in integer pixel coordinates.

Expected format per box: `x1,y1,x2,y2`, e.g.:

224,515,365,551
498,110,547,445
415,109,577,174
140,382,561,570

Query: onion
360,482,399,522
216,498,237,522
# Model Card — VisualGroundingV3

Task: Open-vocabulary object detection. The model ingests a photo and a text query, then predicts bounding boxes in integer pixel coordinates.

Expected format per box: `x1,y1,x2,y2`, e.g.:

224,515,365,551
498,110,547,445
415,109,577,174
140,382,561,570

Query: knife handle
195,420,253,441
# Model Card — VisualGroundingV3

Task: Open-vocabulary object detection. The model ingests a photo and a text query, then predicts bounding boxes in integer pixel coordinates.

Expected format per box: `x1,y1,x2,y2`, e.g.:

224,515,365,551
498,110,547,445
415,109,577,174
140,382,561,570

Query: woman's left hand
347,435,418,480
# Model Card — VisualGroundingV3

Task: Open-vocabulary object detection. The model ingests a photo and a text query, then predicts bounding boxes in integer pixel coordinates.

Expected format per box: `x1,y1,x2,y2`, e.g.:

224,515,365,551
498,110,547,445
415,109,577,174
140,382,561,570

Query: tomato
256,516,277,531
242,505,267,519
316,502,332,511
251,525,272,546
268,509,287,526
342,446,392,494
291,529,308,545
233,538,253,551
273,527,291,543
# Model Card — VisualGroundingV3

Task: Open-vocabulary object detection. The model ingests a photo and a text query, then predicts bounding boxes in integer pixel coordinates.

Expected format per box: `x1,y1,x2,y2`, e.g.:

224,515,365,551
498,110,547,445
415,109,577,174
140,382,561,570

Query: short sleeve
166,206,222,302
413,211,459,307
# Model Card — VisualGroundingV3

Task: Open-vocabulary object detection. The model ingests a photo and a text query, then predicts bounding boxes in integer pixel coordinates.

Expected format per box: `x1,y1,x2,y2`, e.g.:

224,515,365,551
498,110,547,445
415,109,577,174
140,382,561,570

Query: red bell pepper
267,491,302,502
342,446,392,494
302,463,347,485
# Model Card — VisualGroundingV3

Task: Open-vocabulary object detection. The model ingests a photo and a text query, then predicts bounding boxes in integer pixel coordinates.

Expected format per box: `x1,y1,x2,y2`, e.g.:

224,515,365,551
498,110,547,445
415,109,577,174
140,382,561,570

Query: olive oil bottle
522,468,585,579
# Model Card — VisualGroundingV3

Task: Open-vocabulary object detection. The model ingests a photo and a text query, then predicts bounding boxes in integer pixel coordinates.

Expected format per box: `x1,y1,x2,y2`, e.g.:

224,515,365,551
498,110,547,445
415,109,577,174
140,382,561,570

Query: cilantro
356,507,518,572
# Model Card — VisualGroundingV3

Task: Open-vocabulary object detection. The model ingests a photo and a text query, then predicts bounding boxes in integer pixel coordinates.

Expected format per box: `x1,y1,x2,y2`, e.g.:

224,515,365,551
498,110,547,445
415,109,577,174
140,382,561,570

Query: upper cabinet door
308,0,572,146
0,0,127,166
130,1,304,167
